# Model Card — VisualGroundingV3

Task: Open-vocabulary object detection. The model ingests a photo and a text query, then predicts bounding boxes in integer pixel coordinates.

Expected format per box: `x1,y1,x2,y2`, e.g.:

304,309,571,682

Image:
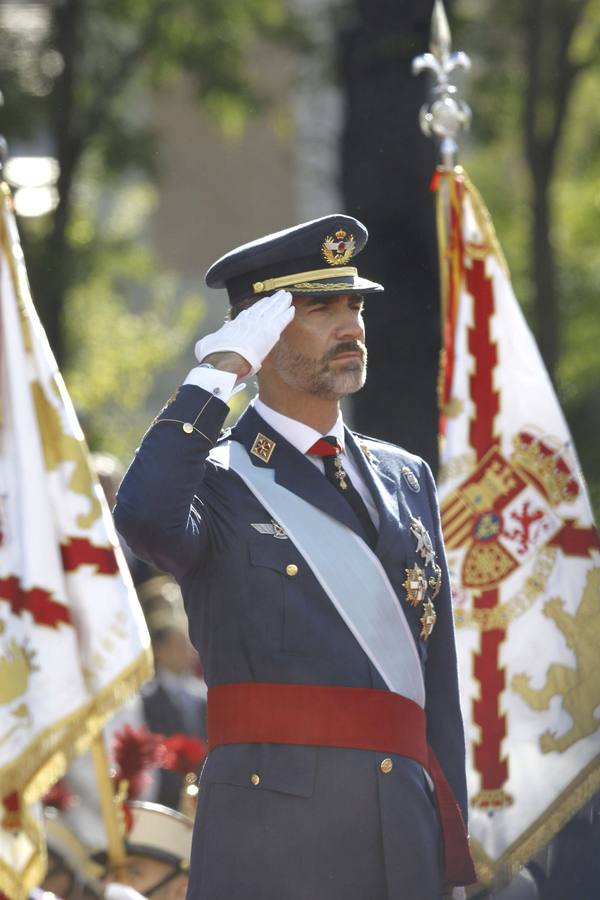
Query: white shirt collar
253,396,345,455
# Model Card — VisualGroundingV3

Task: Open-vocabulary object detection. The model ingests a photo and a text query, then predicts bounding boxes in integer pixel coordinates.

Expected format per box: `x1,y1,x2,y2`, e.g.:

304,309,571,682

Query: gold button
250,773,260,786
379,758,393,775
286,564,299,577
182,422,194,434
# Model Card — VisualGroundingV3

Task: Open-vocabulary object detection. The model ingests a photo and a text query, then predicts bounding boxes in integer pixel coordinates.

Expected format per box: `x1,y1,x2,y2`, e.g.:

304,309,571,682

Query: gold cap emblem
321,230,355,266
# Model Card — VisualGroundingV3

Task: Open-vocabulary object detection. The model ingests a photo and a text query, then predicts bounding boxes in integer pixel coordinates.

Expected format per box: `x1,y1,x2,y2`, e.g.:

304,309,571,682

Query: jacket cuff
151,384,230,445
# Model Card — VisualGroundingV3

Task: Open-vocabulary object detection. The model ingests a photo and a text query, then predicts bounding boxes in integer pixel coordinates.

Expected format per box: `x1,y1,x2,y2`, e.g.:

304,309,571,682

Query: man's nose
334,310,364,341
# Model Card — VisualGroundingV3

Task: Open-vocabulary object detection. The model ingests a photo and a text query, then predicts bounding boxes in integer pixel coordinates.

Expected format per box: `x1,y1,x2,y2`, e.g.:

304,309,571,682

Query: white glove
104,885,147,900
195,290,295,376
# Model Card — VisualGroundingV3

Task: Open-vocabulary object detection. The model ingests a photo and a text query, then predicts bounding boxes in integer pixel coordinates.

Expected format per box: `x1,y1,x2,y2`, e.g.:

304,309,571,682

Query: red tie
308,437,342,458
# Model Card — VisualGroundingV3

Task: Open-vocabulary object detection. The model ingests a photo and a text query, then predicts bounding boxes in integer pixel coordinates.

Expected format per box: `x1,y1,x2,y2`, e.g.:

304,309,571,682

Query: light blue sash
211,442,425,708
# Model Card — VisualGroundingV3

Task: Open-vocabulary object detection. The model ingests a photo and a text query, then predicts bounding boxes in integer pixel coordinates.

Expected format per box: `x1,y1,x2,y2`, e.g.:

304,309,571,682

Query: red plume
43,779,75,812
112,725,168,799
162,734,208,776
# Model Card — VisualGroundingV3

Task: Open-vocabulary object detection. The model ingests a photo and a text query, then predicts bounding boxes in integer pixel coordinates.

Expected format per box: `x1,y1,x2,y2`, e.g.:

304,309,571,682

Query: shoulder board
351,431,400,449
352,430,416,457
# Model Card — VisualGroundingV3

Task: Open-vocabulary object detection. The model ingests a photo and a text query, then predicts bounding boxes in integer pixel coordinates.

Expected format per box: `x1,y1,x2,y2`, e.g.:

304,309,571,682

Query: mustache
325,341,366,362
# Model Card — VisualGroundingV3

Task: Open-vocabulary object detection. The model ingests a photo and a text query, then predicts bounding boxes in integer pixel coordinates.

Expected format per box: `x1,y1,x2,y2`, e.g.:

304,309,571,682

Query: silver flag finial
430,0,451,69
411,0,471,166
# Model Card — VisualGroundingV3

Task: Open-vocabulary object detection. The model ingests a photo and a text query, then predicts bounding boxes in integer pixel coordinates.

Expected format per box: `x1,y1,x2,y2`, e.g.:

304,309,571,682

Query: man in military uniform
140,576,208,810
115,215,475,899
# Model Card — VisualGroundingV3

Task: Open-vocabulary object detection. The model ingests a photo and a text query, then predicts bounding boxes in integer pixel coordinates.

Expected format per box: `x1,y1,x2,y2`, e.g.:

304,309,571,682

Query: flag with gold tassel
0,182,153,898
434,166,600,884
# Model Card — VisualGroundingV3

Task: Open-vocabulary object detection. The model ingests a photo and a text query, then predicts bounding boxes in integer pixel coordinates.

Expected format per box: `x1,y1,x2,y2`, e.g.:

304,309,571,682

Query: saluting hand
194,290,294,377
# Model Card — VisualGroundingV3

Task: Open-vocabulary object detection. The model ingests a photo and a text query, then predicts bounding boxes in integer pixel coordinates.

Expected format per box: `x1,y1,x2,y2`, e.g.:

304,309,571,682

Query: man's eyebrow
301,297,329,308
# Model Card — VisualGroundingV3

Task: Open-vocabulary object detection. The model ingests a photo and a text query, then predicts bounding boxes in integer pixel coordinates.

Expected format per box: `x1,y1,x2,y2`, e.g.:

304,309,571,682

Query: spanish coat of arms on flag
435,167,600,883
0,183,152,898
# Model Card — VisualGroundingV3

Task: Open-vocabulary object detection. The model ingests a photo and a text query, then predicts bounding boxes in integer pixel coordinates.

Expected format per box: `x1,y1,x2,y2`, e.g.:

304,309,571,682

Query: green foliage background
455,0,600,520
0,0,597,519
0,0,304,458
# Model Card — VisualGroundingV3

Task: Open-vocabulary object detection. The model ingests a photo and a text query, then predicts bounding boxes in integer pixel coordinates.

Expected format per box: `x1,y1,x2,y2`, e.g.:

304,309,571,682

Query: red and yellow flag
0,184,153,897
435,167,600,883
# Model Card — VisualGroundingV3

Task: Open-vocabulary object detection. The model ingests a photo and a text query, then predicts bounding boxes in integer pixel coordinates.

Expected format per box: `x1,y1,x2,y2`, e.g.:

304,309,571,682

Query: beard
270,337,367,399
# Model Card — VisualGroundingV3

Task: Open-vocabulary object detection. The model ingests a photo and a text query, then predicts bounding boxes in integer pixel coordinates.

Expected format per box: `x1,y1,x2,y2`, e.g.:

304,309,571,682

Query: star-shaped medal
428,563,442,599
402,563,427,607
410,517,436,567
420,598,437,640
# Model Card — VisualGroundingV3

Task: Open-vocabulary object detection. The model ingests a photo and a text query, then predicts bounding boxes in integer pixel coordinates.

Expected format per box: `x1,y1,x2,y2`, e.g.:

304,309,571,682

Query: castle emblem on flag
442,432,586,599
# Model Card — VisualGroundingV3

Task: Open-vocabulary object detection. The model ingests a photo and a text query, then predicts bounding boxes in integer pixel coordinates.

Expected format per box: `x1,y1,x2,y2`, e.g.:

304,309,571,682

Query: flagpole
412,1,471,437
90,733,127,868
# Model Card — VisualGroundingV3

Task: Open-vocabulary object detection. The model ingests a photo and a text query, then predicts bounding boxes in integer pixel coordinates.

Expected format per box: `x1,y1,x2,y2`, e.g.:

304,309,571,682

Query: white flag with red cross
0,184,152,899
434,167,600,884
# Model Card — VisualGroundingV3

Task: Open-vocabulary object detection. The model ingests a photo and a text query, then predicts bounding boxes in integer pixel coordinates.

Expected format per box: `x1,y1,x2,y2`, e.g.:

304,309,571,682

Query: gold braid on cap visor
252,267,357,294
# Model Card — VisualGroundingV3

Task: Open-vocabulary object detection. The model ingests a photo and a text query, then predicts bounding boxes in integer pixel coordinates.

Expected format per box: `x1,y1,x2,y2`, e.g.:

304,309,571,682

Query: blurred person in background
139,577,207,809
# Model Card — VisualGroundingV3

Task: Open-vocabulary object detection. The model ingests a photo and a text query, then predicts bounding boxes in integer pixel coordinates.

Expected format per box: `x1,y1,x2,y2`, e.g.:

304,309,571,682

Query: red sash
207,682,476,887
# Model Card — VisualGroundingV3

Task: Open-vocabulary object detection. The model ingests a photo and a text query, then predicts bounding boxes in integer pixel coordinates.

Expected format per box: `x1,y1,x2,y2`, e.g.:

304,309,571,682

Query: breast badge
428,563,442,599
410,517,436,566
420,599,437,640
403,564,428,607
402,466,420,492
406,516,442,639
251,521,288,540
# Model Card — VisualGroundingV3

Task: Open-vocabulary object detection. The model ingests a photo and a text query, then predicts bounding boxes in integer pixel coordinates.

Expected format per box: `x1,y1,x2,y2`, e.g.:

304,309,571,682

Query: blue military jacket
115,385,468,900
